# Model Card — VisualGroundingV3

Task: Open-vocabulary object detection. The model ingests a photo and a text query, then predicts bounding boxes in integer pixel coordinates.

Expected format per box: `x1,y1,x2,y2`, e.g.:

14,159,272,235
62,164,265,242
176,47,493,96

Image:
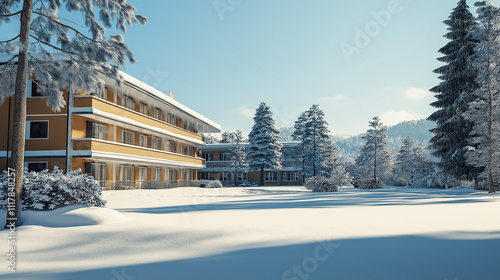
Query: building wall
1,73,219,189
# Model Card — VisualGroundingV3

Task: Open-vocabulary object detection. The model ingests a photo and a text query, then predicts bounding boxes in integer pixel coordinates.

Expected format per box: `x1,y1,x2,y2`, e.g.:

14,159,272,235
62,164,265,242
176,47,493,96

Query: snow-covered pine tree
220,131,237,144
229,130,248,186
0,0,147,227
355,117,390,189
464,1,500,193
428,0,479,182
301,105,337,178
396,136,425,186
247,102,282,186
292,111,308,180
203,134,219,144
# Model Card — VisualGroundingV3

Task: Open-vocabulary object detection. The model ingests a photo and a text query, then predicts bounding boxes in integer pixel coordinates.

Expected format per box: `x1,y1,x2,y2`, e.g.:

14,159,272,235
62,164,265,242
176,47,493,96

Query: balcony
73,96,204,143
73,139,205,167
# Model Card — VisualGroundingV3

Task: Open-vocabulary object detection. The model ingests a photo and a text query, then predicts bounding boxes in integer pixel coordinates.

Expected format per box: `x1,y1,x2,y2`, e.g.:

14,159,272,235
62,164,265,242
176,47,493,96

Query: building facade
0,71,221,189
198,142,303,186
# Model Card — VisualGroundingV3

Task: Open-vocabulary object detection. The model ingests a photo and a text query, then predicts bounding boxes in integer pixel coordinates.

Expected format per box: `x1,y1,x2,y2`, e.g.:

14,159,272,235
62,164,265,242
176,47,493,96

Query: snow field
0,185,499,280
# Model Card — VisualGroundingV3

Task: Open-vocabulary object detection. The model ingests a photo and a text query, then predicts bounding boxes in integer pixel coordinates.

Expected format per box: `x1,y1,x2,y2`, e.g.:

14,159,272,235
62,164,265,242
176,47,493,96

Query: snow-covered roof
201,141,300,150
118,71,221,132
0,54,222,133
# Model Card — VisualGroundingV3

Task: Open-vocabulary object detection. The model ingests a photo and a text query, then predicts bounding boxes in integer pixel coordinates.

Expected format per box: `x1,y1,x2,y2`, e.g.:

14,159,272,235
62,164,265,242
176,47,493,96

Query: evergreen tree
464,1,500,193
220,131,237,144
396,136,425,186
428,0,479,182
247,103,282,185
203,134,219,144
229,130,248,186
292,111,308,180
301,105,337,178
0,0,146,227
355,117,390,189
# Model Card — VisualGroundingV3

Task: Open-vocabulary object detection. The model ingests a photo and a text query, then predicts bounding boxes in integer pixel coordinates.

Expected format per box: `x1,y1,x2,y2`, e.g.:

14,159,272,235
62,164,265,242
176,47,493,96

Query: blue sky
1,0,489,135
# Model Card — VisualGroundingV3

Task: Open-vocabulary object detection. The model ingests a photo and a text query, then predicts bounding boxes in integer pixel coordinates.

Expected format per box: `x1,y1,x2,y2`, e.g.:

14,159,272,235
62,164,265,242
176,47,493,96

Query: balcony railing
74,96,204,142
102,180,202,190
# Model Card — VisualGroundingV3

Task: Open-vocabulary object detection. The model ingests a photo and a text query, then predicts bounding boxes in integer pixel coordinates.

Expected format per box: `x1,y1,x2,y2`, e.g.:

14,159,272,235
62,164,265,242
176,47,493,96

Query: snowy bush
0,167,106,210
357,178,383,190
204,180,223,188
238,181,259,188
304,176,341,192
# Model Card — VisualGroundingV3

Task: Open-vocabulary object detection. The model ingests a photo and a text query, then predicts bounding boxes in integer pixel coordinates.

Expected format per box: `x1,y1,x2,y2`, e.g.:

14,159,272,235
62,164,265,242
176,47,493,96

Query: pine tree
355,117,390,189
220,131,237,144
0,0,146,227
396,136,425,186
247,102,282,186
301,105,337,178
229,130,248,185
292,111,308,180
428,0,479,182
464,1,500,193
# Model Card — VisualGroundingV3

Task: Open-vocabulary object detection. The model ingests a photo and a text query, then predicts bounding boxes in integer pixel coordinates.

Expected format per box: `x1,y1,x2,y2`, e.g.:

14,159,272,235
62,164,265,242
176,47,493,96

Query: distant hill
334,119,435,155
279,119,435,155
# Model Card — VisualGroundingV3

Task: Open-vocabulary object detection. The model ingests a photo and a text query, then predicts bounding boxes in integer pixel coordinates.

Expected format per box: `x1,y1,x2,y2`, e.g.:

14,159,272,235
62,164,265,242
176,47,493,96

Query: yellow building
0,71,221,189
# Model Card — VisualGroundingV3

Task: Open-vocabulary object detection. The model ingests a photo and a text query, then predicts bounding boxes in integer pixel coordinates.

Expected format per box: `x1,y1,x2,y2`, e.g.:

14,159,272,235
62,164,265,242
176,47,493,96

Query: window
139,134,149,148
236,172,248,182
280,172,298,182
167,113,176,125
220,152,231,162
139,102,148,115
26,121,48,139
27,80,43,97
121,129,135,145
92,163,107,187
168,169,177,181
188,146,194,157
91,122,107,140
265,172,276,182
26,162,47,172
119,165,134,188
154,167,162,181
203,153,214,162
180,170,185,181
138,166,148,188
121,95,135,110
187,170,194,181
154,108,162,120
169,141,176,153
91,87,107,99
220,172,231,182
153,137,162,150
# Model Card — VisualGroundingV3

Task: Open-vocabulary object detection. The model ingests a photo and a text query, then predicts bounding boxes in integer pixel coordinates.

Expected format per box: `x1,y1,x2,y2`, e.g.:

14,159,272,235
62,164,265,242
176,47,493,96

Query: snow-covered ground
1,185,499,280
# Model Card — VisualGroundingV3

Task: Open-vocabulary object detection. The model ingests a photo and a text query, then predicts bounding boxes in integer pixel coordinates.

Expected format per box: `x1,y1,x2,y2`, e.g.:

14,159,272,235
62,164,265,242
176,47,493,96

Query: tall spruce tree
247,102,282,186
396,136,425,187
428,0,479,182
229,130,248,186
300,105,337,178
464,1,500,193
0,0,146,227
292,111,308,180
355,117,390,189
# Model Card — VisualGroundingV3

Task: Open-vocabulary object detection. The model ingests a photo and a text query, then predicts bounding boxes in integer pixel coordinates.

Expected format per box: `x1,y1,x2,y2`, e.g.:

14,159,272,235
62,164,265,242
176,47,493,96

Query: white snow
1,185,499,280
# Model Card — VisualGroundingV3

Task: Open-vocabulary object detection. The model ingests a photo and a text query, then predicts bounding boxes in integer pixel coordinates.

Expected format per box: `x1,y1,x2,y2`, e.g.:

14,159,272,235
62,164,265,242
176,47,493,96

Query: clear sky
1,0,491,135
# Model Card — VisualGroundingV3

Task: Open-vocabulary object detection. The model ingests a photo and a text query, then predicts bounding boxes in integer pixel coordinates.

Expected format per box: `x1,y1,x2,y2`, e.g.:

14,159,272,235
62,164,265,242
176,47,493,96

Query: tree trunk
5,0,33,228
260,166,264,186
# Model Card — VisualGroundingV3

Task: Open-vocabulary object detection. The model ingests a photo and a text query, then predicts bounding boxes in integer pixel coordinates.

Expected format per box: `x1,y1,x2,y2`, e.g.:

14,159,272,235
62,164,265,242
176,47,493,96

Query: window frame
25,162,48,172
120,129,135,145
153,108,162,121
92,122,108,140
153,136,162,150
26,120,49,139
